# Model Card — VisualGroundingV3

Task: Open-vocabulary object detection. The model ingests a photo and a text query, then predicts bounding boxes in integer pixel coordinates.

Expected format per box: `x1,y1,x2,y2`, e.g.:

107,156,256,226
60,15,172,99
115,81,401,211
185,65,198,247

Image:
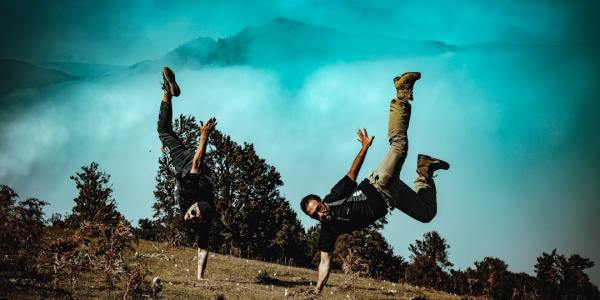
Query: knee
419,208,437,223
420,215,435,223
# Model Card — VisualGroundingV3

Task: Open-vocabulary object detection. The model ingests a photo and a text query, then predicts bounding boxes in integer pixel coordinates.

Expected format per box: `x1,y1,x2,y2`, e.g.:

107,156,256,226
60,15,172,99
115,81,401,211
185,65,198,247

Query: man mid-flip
157,66,217,281
300,72,450,293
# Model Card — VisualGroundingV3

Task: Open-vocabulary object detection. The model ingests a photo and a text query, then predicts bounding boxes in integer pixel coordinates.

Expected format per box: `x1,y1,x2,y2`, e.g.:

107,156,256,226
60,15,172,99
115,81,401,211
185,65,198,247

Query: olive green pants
367,99,437,223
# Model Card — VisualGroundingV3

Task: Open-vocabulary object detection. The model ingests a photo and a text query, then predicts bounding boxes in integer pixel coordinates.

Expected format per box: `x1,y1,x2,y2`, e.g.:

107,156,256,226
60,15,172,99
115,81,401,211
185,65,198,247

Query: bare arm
190,117,217,174
190,136,208,174
315,251,332,293
346,128,374,181
184,118,217,221
197,248,209,280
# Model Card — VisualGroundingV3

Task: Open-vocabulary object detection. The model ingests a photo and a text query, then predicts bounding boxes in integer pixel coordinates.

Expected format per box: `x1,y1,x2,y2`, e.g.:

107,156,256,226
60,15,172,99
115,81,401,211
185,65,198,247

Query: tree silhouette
449,269,469,295
65,162,123,227
0,185,48,273
0,185,19,254
332,220,407,282
473,257,512,299
405,231,453,290
408,231,453,269
304,224,322,266
535,249,599,299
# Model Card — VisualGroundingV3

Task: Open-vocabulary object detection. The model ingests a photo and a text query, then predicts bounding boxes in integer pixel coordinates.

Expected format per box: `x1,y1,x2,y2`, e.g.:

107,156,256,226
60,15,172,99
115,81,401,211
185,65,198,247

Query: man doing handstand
157,66,217,280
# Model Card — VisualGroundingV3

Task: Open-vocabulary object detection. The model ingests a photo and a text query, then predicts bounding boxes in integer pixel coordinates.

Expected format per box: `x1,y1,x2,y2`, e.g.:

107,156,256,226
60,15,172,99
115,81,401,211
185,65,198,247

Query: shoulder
338,175,356,186
325,175,358,202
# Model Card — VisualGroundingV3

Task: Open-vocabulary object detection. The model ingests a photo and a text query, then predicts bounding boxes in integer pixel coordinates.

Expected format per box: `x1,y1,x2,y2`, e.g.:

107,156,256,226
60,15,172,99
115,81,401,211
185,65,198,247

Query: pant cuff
414,174,435,192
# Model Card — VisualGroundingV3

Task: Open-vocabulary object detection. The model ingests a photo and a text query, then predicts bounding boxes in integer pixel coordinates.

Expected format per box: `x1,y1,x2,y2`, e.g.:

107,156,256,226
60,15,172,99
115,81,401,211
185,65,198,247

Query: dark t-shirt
317,175,388,252
176,172,215,218
176,172,215,248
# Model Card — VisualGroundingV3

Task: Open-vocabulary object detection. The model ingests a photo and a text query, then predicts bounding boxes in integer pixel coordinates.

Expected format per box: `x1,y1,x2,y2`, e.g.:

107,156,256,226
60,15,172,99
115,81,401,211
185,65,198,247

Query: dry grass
135,239,465,300
4,239,472,300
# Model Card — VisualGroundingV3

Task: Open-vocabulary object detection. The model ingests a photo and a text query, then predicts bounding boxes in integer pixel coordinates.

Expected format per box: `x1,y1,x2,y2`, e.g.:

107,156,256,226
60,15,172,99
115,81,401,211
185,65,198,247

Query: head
300,194,332,222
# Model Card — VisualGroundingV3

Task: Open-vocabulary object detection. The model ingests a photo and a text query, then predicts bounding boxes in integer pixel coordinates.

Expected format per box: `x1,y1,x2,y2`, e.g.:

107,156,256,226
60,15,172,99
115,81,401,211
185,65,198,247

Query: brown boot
417,154,450,178
393,72,421,100
162,66,181,97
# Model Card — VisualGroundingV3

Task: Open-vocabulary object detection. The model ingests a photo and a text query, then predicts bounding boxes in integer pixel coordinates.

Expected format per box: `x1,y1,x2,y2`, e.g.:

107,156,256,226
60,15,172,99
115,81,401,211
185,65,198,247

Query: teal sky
1,0,599,284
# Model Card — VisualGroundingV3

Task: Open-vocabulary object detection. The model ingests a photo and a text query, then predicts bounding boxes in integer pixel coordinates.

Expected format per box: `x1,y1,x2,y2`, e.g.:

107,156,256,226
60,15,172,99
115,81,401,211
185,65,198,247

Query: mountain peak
239,17,338,40
268,17,308,27
159,17,454,71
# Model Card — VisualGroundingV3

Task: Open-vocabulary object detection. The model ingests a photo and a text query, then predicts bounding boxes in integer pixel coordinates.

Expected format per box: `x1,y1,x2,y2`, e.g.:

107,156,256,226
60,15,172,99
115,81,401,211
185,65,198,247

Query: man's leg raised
392,154,449,222
157,67,192,175
368,72,420,199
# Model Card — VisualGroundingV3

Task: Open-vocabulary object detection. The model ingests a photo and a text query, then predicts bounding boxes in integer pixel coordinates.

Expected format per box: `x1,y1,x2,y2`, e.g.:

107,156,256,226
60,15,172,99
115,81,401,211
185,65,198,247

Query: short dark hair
300,194,321,213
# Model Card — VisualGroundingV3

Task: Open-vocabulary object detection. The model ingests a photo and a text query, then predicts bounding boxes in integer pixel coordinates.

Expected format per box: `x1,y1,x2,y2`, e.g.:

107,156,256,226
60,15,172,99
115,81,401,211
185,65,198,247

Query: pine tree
152,153,186,245
472,257,512,299
14,197,48,255
408,231,453,269
65,162,123,227
0,185,48,273
535,249,600,299
0,185,19,253
449,269,469,295
305,225,321,266
134,218,158,241
510,272,538,300
405,231,453,290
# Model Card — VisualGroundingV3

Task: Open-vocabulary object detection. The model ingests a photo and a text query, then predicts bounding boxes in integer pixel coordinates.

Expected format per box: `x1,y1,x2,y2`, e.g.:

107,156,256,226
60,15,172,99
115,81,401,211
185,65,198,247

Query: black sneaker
162,66,181,97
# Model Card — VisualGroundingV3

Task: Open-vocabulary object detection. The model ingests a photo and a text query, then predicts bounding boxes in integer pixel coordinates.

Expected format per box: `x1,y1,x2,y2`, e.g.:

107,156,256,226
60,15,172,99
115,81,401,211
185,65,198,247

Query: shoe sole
162,67,181,97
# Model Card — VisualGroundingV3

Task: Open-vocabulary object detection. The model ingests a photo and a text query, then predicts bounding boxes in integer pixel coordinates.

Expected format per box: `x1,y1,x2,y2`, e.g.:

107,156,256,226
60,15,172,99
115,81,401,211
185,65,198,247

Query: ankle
162,92,172,103
417,166,430,178
396,89,413,101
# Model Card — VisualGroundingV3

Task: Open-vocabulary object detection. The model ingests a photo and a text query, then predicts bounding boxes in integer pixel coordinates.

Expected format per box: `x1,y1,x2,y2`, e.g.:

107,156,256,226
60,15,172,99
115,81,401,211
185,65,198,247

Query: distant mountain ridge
39,61,126,78
129,17,560,77
2,18,559,96
0,59,79,96
141,17,456,71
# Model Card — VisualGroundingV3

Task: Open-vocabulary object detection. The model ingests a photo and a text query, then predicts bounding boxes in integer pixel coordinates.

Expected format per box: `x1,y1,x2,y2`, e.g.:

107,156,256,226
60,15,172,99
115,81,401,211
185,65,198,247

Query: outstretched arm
346,128,374,181
315,251,332,293
190,117,217,174
184,118,217,221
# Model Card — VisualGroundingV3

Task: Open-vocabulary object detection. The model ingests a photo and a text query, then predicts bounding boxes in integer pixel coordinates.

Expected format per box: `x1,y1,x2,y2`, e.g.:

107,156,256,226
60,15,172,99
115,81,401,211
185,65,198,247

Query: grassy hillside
135,240,464,300
3,238,469,300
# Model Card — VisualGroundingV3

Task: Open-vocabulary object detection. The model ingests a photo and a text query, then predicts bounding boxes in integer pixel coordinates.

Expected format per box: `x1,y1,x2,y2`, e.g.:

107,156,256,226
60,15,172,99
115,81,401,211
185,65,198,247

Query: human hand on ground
357,128,374,149
313,286,322,295
199,117,217,139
